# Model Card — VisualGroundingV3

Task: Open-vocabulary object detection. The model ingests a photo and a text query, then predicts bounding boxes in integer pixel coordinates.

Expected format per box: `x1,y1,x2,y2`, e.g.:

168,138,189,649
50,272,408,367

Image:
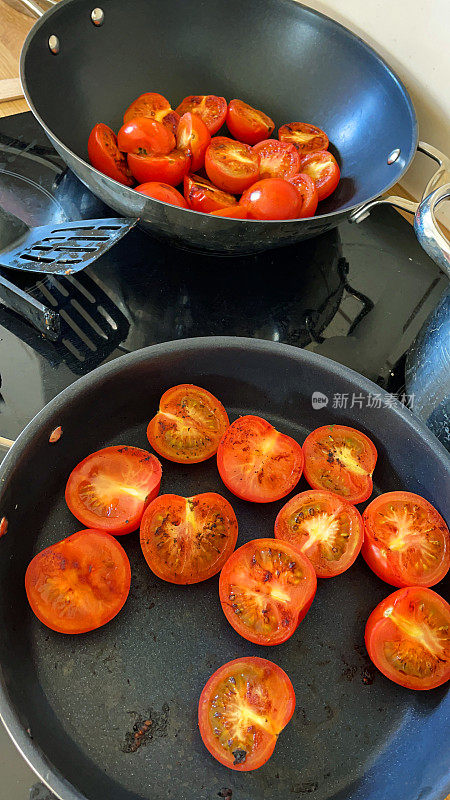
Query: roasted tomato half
123,92,180,134
217,415,303,502
176,111,211,172
240,178,302,220
147,384,229,463
128,150,190,186
135,182,188,208
175,95,227,134
25,530,131,634
275,490,364,578
140,492,238,584
298,150,340,201
278,122,329,154
87,123,134,186
183,174,237,213
198,657,295,770
288,173,319,217
253,139,300,180
226,99,275,145
362,491,450,588
219,538,317,645
117,117,175,156
365,586,450,690
65,445,162,534
302,424,377,504
205,137,260,194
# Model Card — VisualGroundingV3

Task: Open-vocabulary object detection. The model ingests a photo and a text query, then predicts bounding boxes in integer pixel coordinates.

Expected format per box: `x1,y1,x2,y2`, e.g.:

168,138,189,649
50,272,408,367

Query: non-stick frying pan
19,0,450,263
0,338,448,800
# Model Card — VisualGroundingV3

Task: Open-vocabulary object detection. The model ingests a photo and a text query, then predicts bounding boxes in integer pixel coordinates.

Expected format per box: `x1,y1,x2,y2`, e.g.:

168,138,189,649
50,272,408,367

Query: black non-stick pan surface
0,338,448,800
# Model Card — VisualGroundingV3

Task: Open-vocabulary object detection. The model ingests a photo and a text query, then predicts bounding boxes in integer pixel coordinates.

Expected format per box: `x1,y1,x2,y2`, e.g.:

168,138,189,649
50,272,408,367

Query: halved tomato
288,173,319,218
226,99,275,145
205,137,260,194
123,92,180,134
87,123,134,186
147,384,229,463
117,117,175,156
362,491,450,588
183,174,237,213
253,139,300,180
175,95,227,134
65,445,162,535
25,529,131,634
278,122,329,154
128,150,190,185
210,206,248,218
298,150,340,201
135,182,188,208
365,586,450,690
217,415,303,502
140,492,238,584
176,112,211,172
302,424,377,504
219,538,317,645
240,178,301,221
198,657,295,771
275,490,364,578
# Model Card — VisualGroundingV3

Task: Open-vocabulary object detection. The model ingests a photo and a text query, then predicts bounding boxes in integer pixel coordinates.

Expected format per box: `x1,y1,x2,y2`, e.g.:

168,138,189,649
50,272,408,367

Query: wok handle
350,141,450,278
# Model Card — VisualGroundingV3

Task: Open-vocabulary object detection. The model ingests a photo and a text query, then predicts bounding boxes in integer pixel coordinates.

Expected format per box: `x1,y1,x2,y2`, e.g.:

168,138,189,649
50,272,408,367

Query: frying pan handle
350,141,450,277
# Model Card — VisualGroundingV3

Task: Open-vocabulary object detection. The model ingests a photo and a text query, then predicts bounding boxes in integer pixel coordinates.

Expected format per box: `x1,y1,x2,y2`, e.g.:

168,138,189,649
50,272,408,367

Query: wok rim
19,0,418,225
0,335,448,800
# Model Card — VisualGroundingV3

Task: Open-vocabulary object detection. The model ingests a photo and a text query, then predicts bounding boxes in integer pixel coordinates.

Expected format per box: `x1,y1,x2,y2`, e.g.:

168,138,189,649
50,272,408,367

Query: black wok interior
0,340,448,800
22,0,417,213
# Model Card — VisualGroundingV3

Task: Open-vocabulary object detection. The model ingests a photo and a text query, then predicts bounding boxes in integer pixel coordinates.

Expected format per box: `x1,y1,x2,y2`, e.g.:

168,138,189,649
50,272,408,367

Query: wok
19,0,450,264
0,337,449,800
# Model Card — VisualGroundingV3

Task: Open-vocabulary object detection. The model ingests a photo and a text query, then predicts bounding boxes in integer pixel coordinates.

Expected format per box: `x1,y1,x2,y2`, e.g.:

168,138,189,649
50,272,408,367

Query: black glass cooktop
0,111,448,446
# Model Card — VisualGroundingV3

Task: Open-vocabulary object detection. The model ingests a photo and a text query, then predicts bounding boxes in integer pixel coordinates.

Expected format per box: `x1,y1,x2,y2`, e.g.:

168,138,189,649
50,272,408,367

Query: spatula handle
0,271,60,340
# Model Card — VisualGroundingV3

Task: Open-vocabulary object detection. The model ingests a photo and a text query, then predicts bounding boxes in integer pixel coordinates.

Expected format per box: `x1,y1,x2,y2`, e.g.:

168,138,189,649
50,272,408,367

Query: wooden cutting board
0,0,34,117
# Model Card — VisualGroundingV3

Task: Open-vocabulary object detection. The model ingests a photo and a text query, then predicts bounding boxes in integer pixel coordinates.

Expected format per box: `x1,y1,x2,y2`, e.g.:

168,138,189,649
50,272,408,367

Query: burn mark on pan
122,704,169,753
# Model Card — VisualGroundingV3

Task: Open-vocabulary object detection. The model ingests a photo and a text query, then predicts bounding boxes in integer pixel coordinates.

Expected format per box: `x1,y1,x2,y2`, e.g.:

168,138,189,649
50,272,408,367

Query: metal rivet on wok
387,148,401,164
48,34,60,54
91,7,105,25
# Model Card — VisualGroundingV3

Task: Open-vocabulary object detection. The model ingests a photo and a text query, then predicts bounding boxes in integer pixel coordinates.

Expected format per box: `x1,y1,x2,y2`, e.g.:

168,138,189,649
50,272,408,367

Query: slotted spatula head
0,209,138,274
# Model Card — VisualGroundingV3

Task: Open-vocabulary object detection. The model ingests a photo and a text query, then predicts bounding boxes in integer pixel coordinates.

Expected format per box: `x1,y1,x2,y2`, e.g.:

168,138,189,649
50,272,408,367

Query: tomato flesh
65,445,162,534
135,182,188,208
175,95,227,134
302,424,377,504
210,206,248,218
278,122,329,154
240,178,302,221
198,657,295,771
25,530,131,634
219,538,317,645
275,490,364,578
365,587,450,690
140,492,238,584
253,139,300,180
176,112,211,172
299,150,340,201
117,117,175,156
147,384,229,463
205,137,260,194
226,99,275,145
128,150,190,186
183,174,237,213
362,491,450,588
217,415,303,502
123,92,180,134
87,123,134,186
288,173,319,217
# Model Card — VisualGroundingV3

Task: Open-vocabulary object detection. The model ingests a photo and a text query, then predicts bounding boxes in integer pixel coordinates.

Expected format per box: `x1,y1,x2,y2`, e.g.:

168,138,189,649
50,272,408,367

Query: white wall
301,0,450,225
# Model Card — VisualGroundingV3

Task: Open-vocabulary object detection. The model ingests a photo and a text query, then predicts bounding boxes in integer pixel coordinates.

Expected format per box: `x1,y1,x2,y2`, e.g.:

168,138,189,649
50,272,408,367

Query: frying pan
0,337,448,800
18,0,450,264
